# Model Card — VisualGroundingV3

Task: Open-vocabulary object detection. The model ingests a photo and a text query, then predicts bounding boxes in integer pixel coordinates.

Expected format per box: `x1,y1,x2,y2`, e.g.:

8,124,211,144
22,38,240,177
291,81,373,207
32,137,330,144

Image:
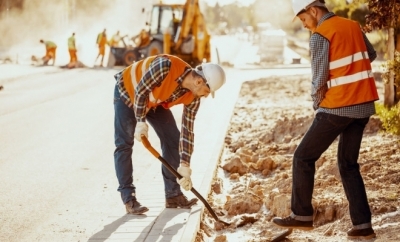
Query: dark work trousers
291,112,372,229
113,85,182,204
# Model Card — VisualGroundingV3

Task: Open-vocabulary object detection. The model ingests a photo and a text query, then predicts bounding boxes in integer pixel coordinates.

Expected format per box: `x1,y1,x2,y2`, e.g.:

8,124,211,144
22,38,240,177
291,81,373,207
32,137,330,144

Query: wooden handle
141,135,160,158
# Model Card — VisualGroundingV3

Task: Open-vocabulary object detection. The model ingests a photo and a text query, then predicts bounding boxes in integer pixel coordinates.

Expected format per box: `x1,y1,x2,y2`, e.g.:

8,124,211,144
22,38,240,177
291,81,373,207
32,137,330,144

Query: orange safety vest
121,54,195,109
314,16,379,108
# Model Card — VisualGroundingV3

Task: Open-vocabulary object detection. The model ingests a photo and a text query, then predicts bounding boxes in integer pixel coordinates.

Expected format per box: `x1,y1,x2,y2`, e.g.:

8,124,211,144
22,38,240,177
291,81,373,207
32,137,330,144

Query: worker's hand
134,122,148,142
177,165,192,191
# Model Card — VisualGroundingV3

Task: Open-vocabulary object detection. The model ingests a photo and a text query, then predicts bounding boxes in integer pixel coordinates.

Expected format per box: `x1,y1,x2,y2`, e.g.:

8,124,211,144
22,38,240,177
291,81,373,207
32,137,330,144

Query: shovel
141,135,230,226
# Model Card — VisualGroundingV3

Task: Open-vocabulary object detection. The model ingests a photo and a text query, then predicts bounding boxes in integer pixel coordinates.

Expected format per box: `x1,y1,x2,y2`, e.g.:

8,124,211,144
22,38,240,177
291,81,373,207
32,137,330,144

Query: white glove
134,122,148,142
177,165,192,191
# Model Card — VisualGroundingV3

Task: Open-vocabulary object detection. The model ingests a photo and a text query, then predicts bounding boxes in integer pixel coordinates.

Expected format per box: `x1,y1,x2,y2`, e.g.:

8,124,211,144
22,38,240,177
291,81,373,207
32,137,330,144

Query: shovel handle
141,135,230,226
141,135,160,158
141,135,183,179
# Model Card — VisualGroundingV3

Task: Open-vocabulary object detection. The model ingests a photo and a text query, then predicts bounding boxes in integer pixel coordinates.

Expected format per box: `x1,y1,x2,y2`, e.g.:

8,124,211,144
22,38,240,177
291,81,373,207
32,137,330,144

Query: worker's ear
195,76,203,86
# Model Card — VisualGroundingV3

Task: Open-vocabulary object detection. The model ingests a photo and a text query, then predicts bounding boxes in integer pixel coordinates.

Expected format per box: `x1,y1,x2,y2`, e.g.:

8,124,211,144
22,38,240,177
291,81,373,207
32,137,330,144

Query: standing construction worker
95,29,107,67
109,31,122,48
272,0,379,240
113,54,226,214
67,33,77,68
40,39,57,65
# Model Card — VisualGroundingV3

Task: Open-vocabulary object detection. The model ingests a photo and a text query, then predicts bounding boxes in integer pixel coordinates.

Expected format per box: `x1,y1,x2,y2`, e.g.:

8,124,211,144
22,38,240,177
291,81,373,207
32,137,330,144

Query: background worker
272,0,379,240
39,39,57,65
95,28,107,67
109,30,122,48
132,29,150,48
67,33,77,68
113,54,226,214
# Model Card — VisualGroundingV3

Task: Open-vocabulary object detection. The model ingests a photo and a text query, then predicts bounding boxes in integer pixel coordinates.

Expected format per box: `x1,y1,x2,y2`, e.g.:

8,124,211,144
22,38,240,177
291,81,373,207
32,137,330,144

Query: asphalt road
0,66,167,242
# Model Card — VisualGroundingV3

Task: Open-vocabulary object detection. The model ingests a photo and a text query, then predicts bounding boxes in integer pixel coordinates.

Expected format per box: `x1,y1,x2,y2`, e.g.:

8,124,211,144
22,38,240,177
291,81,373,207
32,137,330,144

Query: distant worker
95,29,107,67
170,13,180,36
40,39,57,66
67,33,78,68
109,31,122,48
137,29,150,47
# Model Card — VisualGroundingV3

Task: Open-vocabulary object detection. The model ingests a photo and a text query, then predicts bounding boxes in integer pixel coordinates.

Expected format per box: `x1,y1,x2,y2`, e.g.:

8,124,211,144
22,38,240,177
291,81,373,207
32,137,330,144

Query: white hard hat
292,0,326,20
194,63,226,98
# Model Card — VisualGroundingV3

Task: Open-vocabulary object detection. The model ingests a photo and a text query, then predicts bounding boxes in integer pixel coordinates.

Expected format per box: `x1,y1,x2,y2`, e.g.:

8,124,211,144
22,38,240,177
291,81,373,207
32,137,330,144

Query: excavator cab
146,4,184,56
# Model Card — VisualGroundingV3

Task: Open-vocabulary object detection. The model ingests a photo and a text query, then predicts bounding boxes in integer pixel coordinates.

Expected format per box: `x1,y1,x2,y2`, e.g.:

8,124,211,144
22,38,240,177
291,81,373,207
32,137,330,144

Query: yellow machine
110,0,211,67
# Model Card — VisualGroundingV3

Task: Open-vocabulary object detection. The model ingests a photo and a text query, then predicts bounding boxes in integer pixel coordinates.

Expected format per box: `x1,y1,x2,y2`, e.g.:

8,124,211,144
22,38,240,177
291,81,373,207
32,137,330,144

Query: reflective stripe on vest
329,51,369,70
327,70,374,89
129,57,160,104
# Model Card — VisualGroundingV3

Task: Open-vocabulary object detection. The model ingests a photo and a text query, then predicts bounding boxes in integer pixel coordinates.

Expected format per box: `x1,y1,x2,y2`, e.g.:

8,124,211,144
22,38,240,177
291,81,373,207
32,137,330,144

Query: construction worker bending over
272,0,379,240
113,54,226,214
95,29,107,67
68,33,77,68
40,39,57,65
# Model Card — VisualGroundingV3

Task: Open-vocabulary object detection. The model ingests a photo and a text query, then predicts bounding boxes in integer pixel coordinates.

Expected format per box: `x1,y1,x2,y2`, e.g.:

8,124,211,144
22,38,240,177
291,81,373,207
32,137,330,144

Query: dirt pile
196,75,400,242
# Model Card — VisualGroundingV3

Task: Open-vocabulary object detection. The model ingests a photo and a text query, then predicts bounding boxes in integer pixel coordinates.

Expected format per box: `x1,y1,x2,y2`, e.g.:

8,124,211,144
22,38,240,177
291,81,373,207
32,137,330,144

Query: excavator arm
174,0,210,62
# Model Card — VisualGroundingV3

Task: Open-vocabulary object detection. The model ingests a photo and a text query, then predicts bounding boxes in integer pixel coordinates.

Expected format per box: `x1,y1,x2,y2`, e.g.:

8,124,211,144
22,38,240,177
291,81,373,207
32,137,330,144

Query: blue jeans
113,85,182,204
291,112,372,228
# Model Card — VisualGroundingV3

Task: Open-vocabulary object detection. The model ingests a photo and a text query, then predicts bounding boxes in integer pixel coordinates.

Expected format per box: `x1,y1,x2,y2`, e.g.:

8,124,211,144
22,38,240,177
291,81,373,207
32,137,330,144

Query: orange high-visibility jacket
314,16,378,108
121,55,195,109
96,33,107,47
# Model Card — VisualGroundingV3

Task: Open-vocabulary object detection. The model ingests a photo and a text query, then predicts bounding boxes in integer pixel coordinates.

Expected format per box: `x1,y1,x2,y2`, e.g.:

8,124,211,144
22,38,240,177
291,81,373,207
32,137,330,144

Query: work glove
134,122,148,142
177,165,192,191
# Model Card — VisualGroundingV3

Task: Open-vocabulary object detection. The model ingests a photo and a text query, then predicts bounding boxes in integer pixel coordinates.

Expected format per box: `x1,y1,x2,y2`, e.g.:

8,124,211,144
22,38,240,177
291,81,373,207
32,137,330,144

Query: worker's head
193,63,226,98
39,39,44,43
72,32,75,36
292,0,328,32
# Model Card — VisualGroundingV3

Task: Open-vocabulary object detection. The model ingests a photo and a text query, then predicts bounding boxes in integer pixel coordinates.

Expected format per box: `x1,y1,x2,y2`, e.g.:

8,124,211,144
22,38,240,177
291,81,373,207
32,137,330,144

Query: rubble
196,74,400,242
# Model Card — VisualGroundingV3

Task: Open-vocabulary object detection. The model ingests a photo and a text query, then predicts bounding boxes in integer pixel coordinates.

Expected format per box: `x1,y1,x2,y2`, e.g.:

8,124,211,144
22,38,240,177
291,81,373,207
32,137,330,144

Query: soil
195,74,400,242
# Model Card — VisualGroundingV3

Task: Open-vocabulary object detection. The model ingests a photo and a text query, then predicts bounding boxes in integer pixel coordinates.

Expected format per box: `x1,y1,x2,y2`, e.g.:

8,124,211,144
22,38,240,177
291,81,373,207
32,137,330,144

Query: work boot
166,194,198,209
125,199,149,215
347,227,376,240
272,214,313,231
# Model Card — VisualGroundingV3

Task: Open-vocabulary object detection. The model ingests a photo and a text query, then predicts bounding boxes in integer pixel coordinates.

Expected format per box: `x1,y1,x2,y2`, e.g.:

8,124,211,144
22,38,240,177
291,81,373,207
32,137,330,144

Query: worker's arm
362,32,377,63
310,33,330,111
180,99,200,166
134,56,171,122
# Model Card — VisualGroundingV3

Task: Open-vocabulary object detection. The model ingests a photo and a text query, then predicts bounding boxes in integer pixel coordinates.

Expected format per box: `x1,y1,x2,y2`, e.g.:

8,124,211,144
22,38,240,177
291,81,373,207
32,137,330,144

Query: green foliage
381,50,400,99
328,0,368,26
334,8,349,18
350,7,368,26
364,0,400,32
375,102,400,135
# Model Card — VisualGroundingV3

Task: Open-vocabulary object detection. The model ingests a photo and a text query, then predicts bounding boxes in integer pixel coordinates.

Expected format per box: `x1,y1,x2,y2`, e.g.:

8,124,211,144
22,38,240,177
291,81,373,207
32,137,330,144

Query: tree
363,0,400,107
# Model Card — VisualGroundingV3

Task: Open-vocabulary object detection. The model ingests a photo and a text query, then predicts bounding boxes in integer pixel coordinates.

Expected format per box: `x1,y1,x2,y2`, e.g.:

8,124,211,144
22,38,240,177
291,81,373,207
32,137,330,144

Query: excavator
108,0,211,67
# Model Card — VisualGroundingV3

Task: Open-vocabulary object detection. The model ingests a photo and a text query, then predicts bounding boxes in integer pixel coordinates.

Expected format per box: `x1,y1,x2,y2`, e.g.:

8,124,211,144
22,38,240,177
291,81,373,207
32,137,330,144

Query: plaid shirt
310,12,377,118
114,56,201,164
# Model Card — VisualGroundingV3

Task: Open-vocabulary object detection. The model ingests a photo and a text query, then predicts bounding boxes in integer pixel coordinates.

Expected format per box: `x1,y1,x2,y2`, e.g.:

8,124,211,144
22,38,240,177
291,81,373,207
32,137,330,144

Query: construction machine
108,0,211,67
